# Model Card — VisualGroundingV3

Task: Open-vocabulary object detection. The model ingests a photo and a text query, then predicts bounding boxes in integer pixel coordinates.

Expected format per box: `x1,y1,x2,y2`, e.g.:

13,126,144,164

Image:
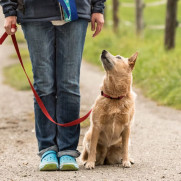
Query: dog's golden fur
81,50,138,169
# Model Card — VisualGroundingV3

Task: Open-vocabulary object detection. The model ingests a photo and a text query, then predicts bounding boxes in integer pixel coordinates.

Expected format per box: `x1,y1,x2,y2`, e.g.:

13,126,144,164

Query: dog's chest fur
92,93,135,147
99,117,125,147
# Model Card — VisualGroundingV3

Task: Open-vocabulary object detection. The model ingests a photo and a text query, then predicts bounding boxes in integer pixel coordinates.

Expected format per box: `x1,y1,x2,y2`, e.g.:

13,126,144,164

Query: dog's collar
101,91,125,100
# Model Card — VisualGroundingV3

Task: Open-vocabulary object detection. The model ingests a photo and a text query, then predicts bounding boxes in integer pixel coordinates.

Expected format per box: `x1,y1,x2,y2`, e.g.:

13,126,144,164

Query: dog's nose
102,50,107,58
102,50,107,55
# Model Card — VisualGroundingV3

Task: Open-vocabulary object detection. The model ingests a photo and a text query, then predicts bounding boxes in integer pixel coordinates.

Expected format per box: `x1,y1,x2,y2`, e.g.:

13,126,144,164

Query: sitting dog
81,50,138,169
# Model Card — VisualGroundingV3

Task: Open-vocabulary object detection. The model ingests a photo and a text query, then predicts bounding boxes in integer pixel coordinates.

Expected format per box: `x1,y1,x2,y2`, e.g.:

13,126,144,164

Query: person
0,0,106,171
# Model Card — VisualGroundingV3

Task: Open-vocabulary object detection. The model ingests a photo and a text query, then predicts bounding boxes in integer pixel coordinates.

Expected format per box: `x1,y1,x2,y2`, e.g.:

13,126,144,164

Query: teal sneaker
59,155,79,171
39,150,59,171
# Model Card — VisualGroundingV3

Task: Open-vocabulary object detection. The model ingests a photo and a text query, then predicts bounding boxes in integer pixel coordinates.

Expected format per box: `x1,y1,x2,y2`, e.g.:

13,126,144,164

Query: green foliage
10,48,29,59
3,60,33,90
16,31,26,43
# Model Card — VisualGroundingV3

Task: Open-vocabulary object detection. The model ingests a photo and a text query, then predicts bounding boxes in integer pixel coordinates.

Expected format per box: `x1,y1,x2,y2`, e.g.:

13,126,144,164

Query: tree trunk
164,0,178,50
135,0,144,35
104,5,107,27
113,0,120,32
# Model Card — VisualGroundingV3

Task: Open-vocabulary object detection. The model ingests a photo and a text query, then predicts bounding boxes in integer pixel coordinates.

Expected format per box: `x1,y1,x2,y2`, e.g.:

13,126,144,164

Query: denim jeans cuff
37,145,58,157
57,150,80,158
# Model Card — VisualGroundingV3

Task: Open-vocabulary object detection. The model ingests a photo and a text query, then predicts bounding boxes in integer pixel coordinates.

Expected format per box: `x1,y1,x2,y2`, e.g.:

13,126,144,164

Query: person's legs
21,22,58,156
55,19,88,158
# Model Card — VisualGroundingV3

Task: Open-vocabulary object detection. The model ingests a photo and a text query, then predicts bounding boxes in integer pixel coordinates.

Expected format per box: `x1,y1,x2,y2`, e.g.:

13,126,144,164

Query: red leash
0,25,92,127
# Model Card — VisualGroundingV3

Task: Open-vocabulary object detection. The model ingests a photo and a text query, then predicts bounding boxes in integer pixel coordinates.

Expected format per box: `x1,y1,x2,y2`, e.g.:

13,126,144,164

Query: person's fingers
11,26,17,34
93,25,101,37
91,17,95,31
10,23,17,35
93,22,103,37
4,21,11,35
91,13,104,37
7,27,17,35
4,16,17,35
11,28,16,33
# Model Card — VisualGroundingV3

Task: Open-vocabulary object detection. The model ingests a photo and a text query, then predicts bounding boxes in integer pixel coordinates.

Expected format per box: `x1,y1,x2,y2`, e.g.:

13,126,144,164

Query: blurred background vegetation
3,0,181,109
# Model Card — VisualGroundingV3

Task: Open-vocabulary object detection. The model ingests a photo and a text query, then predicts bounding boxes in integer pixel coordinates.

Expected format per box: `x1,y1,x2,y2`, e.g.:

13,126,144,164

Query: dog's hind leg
95,144,107,166
105,142,123,165
105,139,134,166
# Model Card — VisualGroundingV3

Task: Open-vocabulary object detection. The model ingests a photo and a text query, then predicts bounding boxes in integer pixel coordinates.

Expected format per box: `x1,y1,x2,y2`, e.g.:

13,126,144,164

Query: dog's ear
128,52,138,70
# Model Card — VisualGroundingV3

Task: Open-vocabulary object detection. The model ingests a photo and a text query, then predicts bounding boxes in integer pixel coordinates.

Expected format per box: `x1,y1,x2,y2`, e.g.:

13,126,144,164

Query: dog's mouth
101,50,114,71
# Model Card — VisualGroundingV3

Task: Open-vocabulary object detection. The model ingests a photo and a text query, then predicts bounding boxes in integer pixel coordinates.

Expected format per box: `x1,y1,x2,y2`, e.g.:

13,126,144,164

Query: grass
3,59,33,90
3,0,181,110
10,48,29,59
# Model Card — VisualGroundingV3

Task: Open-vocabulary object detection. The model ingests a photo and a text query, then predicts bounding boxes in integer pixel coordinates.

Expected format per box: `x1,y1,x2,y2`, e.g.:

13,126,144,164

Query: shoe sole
40,163,58,171
60,164,78,171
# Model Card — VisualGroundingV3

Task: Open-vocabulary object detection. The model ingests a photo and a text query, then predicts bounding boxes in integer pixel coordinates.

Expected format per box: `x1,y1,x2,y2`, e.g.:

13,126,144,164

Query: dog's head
100,50,138,96
101,50,138,73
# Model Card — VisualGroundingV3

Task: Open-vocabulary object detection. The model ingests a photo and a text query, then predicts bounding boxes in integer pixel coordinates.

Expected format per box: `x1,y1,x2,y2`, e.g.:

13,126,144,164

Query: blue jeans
21,19,88,158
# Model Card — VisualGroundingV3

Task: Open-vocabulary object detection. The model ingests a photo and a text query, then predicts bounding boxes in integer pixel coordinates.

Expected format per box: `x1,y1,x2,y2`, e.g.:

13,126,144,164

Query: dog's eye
116,56,122,59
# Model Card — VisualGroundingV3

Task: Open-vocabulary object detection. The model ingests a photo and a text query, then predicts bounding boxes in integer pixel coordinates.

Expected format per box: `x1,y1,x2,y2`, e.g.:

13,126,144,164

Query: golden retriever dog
81,50,138,169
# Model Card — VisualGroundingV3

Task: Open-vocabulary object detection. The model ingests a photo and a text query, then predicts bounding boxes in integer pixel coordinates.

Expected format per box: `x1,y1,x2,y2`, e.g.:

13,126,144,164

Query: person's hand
4,16,17,35
91,13,104,37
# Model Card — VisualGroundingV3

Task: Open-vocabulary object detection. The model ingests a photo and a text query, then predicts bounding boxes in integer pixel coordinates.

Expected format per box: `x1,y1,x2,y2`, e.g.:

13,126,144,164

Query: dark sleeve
91,0,106,14
0,0,18,17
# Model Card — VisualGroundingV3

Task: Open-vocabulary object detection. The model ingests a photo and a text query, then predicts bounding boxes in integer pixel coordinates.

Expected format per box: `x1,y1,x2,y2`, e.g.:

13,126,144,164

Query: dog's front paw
84,161,95,169
122,160,131,168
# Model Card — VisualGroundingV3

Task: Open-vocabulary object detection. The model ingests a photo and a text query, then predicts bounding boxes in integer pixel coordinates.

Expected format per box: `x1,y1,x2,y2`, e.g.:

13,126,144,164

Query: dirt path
0,13,181,181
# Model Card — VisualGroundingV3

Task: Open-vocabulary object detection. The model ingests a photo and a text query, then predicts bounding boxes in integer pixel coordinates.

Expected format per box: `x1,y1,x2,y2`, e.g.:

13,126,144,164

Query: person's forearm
91,0,106,14
0,0,18,17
